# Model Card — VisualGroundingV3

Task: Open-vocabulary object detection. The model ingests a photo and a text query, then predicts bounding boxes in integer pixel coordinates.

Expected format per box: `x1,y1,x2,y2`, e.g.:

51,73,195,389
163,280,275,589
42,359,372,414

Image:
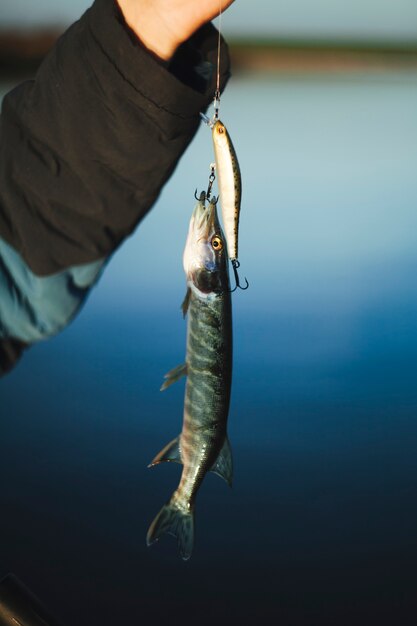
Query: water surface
1,72,417,625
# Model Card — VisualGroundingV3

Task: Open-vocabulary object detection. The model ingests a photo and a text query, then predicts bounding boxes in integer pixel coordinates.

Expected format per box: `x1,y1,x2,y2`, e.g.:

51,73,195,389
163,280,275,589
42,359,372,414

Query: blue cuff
0,236,105,343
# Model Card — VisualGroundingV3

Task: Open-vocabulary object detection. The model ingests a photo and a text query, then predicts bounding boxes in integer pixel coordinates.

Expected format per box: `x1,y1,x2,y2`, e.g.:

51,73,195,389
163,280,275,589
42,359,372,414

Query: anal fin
160,363,187,391
210,436,233,487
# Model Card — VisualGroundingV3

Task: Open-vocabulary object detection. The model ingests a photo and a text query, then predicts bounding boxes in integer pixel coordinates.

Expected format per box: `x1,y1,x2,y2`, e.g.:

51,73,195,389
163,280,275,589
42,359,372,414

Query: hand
117,0,235,61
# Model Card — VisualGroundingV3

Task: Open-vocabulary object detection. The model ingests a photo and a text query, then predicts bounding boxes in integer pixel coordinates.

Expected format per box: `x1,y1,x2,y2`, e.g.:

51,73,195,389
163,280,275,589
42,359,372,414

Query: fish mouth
191,198,216,239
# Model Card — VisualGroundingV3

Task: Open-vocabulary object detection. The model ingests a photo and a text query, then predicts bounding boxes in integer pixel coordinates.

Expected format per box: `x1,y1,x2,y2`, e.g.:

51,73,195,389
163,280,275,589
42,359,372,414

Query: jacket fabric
0,0,230,375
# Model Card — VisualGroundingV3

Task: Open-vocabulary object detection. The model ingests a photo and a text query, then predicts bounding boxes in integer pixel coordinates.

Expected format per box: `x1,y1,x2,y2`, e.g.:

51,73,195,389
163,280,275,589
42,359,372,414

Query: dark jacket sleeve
0,0,230,277
0,0,230,375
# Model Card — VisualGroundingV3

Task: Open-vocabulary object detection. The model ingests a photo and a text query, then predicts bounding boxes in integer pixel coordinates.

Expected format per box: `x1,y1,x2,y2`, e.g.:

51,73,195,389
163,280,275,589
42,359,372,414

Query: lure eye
211,236,223,251
217,125,225,134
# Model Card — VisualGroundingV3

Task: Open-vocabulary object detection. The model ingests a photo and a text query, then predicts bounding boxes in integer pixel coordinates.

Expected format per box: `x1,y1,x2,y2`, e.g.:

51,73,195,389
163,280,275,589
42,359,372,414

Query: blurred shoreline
231,39,417,74
1,30,417,79
0,30,58,78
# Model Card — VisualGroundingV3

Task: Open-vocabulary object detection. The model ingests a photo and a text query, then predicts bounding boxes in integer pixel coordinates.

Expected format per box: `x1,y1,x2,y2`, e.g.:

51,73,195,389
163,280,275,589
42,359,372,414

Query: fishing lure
211,118,241,264
199,114,248,292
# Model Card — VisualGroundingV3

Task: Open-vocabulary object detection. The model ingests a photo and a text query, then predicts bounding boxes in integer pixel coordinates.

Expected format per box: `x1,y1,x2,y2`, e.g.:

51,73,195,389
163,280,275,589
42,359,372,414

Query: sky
1,0,417,41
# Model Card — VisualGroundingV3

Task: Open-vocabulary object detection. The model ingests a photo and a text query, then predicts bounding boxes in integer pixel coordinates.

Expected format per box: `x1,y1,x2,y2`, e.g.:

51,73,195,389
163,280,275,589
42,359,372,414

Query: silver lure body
146,194,233,560
212,119,242,262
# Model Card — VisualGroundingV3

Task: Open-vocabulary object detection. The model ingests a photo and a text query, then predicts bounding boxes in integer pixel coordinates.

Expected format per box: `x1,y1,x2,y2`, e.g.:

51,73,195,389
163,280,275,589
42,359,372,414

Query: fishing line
214,0,222,119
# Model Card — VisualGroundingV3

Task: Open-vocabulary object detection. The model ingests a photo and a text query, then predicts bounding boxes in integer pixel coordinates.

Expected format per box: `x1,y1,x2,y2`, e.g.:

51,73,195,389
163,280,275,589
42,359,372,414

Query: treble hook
230,259,249,292
194,189,206,202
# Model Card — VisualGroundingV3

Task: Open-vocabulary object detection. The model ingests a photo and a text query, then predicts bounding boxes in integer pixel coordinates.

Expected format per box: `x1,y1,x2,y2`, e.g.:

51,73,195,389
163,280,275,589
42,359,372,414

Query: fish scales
147,194,233,560
178,293,232,504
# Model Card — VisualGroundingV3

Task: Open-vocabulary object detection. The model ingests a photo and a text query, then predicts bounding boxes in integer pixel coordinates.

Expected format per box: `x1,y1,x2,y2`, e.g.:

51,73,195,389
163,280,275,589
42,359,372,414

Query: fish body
146,194,233,560
212,119,241,262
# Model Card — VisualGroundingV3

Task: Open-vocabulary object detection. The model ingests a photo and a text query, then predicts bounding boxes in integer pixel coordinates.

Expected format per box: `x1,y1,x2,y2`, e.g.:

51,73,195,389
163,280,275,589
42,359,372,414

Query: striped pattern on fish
146,193,233,560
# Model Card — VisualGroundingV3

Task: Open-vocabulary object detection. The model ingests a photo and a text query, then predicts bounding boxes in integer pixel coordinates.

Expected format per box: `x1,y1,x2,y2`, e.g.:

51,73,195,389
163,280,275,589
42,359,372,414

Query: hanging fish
211,119,241,263
146,192,233,560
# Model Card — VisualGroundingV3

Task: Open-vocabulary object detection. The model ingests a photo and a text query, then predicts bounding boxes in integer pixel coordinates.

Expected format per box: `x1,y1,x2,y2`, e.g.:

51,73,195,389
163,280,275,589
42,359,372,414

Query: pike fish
146,193,233,560
212,119,241,263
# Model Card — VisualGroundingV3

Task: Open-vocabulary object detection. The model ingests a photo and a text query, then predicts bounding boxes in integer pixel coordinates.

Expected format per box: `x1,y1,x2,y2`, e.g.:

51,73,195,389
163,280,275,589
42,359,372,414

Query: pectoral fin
160,363,188,391
210,437,233,487
148,436,182,468
181,288,191,318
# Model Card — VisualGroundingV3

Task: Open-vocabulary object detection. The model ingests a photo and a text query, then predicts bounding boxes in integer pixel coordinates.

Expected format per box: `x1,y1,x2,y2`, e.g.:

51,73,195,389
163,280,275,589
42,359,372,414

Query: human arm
0,0,232,374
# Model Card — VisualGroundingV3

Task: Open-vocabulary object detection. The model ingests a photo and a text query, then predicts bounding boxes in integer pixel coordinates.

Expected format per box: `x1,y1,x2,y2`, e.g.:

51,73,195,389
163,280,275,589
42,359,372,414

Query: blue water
1,72,417,625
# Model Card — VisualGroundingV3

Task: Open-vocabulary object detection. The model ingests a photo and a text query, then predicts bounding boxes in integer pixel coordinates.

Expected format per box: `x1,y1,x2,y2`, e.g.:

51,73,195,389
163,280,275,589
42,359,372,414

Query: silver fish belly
146,194,233,560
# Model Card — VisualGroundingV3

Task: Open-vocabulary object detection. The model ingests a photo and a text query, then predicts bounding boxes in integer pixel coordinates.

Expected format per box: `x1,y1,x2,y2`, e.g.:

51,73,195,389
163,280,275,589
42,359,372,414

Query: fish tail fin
146,498,194,561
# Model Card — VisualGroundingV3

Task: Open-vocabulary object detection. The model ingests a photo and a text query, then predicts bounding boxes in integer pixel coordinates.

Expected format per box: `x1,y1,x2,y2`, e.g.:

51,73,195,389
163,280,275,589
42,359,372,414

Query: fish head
183,193,229,297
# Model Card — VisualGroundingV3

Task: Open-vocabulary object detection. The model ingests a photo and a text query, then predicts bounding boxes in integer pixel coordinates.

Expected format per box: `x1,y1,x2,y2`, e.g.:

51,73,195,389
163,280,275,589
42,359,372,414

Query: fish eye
217,125,225,134
211,236,223,251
